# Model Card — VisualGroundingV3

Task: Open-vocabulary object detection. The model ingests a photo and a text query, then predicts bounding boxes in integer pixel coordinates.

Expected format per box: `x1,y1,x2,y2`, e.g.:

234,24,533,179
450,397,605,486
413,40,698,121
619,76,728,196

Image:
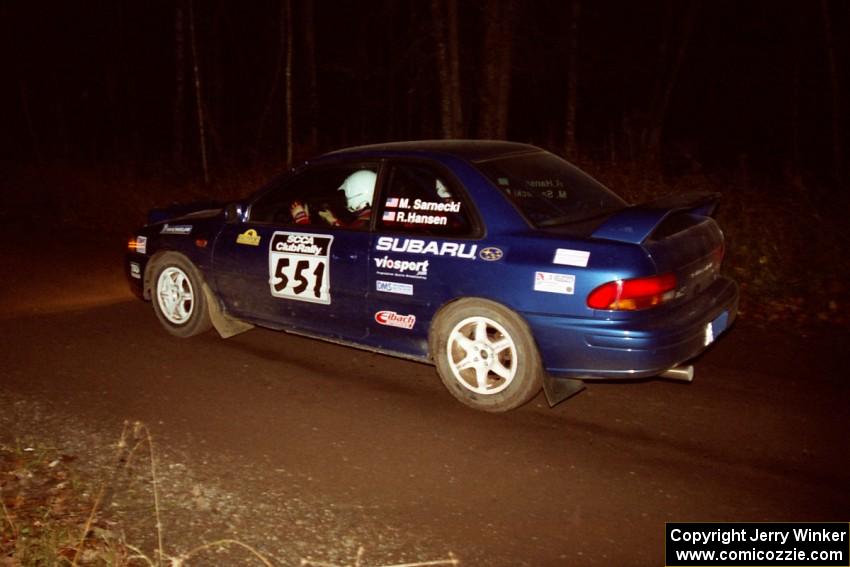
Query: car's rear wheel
430,299,543,412
150,252,212,337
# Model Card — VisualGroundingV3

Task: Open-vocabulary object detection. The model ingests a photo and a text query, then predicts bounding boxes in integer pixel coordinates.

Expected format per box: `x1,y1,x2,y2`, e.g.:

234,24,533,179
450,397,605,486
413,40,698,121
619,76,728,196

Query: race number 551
268,232,333,304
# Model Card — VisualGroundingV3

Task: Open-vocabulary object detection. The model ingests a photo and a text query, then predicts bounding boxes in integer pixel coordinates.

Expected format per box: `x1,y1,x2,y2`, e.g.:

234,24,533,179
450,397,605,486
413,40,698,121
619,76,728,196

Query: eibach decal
374,310,416,330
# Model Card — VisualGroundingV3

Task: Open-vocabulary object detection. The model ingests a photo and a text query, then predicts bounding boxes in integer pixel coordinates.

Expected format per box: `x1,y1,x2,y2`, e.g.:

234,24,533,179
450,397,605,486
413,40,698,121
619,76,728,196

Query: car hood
147,201,223,225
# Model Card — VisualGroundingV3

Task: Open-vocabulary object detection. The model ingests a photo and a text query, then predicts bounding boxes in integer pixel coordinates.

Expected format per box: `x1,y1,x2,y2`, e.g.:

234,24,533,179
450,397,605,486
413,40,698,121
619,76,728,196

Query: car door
212,161,380,341
365,160,482,356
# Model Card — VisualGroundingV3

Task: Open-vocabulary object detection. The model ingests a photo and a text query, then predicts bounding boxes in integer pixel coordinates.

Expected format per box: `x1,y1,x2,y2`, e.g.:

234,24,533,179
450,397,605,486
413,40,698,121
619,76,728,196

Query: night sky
2,0,847,191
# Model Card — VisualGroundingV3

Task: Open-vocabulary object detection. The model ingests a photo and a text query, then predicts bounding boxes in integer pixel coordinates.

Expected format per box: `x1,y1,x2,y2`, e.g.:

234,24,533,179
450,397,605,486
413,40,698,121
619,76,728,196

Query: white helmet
339,170,377,212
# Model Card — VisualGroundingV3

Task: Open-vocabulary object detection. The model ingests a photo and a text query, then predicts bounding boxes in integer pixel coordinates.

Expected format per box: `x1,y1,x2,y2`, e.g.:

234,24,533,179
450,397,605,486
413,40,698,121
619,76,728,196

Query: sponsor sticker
129,262,141,279
553,248,590,267
689,260,715,279
135,236,147,254
504,188,533,197
236,229,261,246
479,247,503,261
161,224,193,235
376,280,414,296
374,256,429,279
411,199,461,212
533,271,576,295
393,211,448,225
384,197,460,213
269,231,334,304
374,310,416,330
375,236,477,259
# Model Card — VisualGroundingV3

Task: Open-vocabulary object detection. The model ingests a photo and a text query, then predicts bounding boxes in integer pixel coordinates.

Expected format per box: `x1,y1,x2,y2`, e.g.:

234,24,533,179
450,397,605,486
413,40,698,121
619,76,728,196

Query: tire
150,252,213,338
430,299,543,412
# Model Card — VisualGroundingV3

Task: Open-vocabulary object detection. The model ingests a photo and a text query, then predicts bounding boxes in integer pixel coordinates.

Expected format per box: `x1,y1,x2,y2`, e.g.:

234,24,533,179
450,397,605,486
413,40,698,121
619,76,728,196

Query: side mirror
224,202,245,224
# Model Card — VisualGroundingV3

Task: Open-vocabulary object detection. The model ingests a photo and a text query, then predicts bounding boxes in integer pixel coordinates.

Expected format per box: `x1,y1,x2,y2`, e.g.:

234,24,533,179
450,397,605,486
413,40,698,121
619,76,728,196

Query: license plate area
704,310,730,346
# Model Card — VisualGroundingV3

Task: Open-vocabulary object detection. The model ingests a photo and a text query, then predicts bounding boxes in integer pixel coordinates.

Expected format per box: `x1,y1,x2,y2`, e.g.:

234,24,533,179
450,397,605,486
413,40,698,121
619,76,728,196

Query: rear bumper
526,276,738,379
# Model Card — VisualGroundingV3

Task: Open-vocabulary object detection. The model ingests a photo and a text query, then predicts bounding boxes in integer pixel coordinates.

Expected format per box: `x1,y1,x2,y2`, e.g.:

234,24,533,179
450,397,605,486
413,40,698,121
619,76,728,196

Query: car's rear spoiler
591,192,720,245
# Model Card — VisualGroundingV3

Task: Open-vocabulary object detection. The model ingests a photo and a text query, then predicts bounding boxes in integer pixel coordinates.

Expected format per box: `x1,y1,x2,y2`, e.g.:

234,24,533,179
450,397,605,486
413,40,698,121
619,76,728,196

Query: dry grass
1,422,460,567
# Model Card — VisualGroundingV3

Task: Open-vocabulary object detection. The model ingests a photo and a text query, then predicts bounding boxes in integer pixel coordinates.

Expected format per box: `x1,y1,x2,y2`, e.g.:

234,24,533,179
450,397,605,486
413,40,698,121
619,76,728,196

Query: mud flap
542,373,585,407
202,284,254,339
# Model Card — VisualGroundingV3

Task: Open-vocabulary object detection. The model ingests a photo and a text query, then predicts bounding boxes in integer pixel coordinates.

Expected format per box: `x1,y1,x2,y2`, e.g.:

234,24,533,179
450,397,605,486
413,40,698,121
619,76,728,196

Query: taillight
587,273,677,311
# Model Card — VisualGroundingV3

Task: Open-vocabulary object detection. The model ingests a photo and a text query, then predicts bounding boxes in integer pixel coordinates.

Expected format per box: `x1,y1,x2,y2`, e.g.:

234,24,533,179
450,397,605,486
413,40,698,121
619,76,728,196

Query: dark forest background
2,0,848,326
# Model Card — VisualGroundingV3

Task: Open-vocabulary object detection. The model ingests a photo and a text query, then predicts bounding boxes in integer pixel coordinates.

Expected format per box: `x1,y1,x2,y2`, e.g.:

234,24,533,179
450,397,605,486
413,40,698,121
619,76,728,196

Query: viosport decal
160,224,193,235
129,262,141,279
374,310,416,330
374,256,429,280
479,247,503,261
375,280,414,296
236,229,261,246
533,271,576,295
269,232,333,304
374,236,477,259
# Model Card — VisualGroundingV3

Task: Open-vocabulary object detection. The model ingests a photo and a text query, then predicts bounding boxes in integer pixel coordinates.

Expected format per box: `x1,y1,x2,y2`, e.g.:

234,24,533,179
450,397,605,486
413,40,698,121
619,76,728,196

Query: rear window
475,151,626,227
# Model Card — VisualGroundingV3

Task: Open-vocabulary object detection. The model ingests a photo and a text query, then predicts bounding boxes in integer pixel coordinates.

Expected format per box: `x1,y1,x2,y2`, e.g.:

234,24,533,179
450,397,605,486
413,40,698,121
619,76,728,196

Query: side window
249,163,378,229
377,163,472,236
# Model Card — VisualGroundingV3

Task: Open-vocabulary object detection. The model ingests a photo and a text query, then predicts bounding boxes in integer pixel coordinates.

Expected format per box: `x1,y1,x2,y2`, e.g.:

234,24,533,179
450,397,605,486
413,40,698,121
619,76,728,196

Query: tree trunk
643,0,697,166
820,0,844,185
18,80,42,163
432,0,452,138
173,0,185,169
303,0,319,151
208,0,227,164
188,0,209,184
478,0,514,139
284,0,294,166
256,2,285,156
446,0,463,137
564,0,580,160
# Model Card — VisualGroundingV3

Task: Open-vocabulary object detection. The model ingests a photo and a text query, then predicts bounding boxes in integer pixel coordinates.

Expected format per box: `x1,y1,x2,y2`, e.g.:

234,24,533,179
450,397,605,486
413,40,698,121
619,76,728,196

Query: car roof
322,140,543,163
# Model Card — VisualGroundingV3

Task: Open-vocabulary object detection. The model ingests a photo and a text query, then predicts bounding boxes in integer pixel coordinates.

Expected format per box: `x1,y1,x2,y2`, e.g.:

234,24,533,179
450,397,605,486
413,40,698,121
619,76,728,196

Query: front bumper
125,253,149,300
526,276,739,380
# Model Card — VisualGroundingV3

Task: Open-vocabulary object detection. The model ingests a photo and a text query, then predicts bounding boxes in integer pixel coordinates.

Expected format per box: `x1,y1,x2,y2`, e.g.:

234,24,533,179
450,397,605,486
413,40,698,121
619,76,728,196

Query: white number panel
268,231,334,304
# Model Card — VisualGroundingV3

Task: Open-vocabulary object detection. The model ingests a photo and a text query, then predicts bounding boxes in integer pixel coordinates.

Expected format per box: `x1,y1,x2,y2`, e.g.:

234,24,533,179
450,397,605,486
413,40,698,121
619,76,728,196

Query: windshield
475,151,627,227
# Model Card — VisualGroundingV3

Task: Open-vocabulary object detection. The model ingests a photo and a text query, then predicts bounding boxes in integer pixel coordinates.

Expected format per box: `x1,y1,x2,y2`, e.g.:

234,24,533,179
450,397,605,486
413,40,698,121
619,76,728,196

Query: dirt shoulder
1,389,461,566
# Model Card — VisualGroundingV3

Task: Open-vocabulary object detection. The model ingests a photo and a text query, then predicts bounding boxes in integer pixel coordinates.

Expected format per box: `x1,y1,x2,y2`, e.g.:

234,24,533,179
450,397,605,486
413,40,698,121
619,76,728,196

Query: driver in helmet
288,169,376,228
317,169,376,228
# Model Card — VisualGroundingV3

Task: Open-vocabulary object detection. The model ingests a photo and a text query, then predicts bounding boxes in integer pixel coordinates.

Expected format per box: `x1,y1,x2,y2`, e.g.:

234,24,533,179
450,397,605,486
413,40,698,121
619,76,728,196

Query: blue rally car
126,141,738,411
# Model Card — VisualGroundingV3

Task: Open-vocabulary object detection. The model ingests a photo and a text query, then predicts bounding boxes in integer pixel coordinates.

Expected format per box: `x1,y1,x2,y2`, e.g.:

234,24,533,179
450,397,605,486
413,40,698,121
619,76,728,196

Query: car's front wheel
430,299,543,412
150,252,212,338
